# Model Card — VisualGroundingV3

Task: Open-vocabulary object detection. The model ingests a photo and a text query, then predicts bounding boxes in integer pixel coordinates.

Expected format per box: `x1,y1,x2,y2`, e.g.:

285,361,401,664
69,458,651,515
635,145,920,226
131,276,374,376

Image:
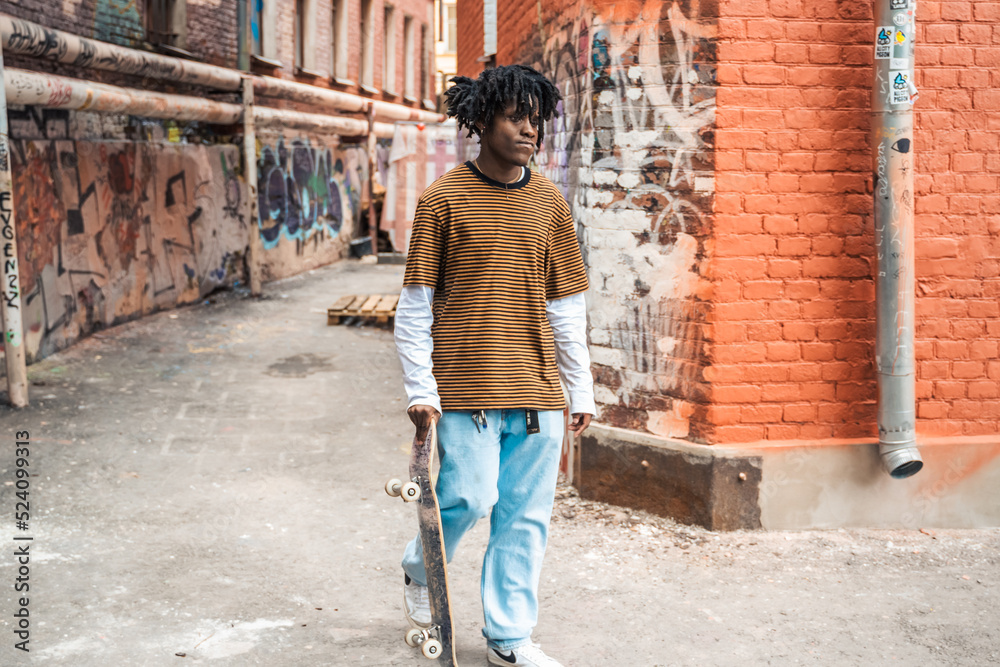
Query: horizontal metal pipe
5,67,242,122
256,106,396,138
5,67,396,137
0,14,241,90
0,13,444,124
252,75,443,123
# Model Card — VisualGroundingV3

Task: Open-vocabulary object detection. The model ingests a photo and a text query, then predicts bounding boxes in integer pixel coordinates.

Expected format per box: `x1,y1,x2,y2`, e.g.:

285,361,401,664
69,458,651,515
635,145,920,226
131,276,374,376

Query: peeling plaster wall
4,109,248,366
505,0,718,442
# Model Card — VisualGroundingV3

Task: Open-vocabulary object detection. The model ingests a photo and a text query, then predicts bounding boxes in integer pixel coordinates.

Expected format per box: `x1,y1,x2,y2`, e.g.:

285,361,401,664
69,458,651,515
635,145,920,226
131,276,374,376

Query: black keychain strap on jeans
470,409,539,434
525,409,540,434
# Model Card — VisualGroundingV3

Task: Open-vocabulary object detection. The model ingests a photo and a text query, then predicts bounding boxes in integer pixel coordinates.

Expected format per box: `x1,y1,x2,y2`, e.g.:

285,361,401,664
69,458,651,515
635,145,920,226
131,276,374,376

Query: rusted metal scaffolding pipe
872,0,921,478
0,13,444,124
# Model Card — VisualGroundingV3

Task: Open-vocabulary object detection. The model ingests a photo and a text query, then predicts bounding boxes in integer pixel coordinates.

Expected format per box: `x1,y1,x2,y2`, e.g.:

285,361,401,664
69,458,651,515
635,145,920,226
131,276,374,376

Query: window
146,0,186,49
251,0,279,61
295,0,304,69
403,16,415,98
383,5,396,94
483,0,496,58
360,0,374,87
294,0,317,71
446,3,456,53
420,23,429,101
251,0,263,56
331,0,348,80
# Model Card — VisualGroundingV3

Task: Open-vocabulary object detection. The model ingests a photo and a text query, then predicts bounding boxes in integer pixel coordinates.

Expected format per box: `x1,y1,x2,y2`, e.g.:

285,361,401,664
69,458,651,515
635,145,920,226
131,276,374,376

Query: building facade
0,0,438,369
251,0,437,109
468,0,1000,529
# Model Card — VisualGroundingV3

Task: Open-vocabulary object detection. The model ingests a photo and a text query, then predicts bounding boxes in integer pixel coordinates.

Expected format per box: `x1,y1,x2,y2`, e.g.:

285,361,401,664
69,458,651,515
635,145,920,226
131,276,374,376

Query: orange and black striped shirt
403,161,589,410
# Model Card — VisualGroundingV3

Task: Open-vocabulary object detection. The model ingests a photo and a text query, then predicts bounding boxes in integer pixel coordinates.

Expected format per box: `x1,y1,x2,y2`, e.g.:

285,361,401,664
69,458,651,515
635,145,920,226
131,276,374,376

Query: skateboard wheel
401,482,421,502
385,478,402,497
405,627,424,648
421,638,442,659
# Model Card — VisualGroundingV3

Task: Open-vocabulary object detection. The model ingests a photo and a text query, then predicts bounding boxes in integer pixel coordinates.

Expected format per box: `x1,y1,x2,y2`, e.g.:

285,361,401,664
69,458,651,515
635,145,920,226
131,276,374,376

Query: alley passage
0,261,997,666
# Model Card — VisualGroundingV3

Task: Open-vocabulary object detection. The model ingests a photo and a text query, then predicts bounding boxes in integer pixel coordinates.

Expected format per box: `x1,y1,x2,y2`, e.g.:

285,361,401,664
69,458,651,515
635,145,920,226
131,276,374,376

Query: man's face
481,100,540,167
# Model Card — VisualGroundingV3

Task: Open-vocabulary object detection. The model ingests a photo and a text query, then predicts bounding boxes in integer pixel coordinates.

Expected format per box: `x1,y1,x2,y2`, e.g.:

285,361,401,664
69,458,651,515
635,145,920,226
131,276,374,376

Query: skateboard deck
386,420,458,664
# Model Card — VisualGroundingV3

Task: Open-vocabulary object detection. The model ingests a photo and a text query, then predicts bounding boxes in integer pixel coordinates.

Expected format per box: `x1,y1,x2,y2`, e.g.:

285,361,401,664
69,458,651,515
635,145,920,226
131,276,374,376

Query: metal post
242,76,263,296
367,103,379,257
873,0,921,477
0,42,28,407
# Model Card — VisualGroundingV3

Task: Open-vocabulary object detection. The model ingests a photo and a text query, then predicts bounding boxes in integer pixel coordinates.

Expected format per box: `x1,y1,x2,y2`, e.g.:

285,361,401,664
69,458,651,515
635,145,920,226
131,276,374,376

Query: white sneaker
488,642,565,667
403,574,431,628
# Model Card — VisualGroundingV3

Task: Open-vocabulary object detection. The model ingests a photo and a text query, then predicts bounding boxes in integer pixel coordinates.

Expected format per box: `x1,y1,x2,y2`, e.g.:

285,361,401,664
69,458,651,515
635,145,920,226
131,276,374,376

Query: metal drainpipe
872,0,922,478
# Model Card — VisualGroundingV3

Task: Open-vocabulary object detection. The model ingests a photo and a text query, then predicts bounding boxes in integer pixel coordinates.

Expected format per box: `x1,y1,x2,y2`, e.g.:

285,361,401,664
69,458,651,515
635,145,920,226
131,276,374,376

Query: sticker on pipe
890,71,911,105
890,0,909,9
890,29,909,68
876,27,893,59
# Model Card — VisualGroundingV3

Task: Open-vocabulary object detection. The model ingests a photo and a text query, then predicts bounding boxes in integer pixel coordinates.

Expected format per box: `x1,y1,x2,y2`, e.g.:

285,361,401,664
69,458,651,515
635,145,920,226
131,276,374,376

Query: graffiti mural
255,137,364,251
5,121,247,365
0,101,429,369
517,0,717,440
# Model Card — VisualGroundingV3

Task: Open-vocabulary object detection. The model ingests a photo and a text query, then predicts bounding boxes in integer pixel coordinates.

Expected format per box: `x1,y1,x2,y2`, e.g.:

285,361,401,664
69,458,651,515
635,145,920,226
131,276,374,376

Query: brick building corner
462,0,1000,530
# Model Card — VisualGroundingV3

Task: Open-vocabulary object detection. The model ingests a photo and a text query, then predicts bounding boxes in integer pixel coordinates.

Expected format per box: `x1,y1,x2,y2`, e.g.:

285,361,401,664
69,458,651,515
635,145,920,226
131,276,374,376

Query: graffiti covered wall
3,108,248,365
506,0,718,441
254,131,366,280
1,108,371,369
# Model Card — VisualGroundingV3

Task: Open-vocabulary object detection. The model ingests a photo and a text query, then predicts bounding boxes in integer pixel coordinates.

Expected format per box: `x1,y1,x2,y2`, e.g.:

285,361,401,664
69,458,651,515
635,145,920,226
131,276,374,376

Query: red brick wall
496,0,533,66
188,1,240,67
456,0,484,77
911,1,1000,435
711,0,1000,443
490,0,1000,446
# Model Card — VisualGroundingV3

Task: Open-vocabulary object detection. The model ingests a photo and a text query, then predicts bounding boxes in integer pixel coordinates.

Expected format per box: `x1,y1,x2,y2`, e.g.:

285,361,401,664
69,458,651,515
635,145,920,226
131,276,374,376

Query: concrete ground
0,260,997,666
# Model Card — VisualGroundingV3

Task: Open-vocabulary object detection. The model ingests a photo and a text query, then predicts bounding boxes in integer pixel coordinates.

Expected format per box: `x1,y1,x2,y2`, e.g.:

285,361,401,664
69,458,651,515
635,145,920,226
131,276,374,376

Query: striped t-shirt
403,161,589,410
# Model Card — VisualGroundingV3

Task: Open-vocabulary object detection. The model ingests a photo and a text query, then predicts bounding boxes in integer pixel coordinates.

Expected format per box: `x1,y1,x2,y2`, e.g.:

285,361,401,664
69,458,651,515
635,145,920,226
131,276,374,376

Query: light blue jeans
401,408,564,651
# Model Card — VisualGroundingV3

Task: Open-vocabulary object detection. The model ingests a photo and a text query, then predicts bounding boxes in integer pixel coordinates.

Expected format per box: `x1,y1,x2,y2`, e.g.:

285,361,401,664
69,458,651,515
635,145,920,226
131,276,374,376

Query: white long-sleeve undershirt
393,285,596,416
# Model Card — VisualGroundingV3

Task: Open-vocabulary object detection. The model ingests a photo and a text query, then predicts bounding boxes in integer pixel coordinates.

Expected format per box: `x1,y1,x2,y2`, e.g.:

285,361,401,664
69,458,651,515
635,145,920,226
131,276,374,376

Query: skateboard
385,420,458,664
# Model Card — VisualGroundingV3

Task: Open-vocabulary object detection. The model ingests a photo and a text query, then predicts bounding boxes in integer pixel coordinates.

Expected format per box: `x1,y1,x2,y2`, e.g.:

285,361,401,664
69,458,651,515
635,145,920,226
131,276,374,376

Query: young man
394,64,594,667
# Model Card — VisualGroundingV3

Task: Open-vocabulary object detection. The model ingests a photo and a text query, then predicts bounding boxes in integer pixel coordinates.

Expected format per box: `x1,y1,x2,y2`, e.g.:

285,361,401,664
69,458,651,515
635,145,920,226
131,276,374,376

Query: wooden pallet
327,294,399,325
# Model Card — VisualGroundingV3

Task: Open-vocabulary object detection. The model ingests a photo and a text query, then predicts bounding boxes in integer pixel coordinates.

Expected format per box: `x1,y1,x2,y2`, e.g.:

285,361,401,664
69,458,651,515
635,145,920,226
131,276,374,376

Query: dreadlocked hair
445,65,561,147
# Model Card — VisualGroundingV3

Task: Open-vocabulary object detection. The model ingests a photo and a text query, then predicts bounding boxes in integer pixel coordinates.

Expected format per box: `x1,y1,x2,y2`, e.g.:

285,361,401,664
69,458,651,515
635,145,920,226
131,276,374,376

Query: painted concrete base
754,436,1000,530
579,424,1000,531
577,425,763,531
